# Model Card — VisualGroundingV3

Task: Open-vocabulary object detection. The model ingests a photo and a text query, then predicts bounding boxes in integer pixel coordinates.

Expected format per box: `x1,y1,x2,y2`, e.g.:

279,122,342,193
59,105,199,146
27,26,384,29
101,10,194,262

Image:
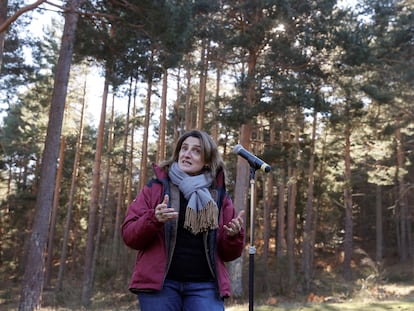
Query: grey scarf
168,162,218,234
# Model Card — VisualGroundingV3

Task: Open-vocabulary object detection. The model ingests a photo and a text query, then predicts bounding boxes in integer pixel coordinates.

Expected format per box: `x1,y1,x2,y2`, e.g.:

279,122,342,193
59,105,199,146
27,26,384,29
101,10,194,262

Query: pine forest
0,0,413,310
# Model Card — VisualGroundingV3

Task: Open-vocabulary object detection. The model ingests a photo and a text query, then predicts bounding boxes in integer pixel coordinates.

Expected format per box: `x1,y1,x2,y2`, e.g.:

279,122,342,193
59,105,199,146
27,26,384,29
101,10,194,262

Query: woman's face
178,136,206,175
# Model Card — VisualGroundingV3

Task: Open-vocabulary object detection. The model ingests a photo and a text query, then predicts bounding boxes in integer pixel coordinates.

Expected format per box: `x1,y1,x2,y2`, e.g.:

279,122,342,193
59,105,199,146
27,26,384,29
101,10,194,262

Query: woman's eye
180,146,201,156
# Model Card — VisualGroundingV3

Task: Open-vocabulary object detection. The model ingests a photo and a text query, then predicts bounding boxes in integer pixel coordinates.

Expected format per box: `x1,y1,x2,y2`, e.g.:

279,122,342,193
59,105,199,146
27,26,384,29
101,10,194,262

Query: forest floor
2,255,414,310
228,282,414,310
2,280,414,310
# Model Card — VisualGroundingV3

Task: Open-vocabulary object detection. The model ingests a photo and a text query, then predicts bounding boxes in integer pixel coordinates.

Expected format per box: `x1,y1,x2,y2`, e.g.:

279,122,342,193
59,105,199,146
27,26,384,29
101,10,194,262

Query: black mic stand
248,166,256,311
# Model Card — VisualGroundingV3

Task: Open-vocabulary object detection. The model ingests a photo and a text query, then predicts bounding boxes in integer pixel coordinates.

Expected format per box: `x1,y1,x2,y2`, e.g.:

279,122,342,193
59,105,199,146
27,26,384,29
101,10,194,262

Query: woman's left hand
224,210,245,237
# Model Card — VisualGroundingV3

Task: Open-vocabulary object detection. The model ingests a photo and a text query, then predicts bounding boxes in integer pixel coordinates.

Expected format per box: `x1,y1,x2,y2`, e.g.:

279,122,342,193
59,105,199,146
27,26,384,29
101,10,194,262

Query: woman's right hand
223,210,245,237
155,195,178,223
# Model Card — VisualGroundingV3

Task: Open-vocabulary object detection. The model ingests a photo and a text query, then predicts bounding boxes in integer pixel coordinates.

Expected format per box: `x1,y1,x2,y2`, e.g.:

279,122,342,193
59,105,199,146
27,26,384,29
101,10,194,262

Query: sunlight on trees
0,0,413,309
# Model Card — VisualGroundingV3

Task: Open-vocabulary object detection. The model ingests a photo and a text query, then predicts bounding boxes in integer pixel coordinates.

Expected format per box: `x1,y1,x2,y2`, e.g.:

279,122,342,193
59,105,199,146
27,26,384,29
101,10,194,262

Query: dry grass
223,282,414,311
3,285,414,311
2,256,414,310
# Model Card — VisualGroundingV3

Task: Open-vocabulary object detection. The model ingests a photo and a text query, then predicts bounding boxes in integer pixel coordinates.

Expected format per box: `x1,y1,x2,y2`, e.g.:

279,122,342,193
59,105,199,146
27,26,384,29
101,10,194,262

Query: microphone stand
248,166,256,311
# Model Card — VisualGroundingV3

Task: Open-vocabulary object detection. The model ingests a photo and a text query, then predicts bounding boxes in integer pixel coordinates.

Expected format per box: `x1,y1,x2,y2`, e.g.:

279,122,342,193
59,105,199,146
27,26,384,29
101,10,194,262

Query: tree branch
0,0,48,33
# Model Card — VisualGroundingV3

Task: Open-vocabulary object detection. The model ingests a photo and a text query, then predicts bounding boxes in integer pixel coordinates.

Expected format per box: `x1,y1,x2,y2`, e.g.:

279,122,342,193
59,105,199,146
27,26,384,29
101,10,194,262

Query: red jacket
122,164,245,298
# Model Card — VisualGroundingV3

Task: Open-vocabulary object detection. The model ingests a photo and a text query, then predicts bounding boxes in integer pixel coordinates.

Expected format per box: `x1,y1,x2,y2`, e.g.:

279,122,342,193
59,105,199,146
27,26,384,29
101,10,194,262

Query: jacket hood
152,163,168,180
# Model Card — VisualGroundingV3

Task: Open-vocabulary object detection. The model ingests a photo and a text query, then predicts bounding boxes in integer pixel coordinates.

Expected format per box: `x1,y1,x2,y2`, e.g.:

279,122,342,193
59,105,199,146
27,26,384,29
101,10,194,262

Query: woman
122,130,245,311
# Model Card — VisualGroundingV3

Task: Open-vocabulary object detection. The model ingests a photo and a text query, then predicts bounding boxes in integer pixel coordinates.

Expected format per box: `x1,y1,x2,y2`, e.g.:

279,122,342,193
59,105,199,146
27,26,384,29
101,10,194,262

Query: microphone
233,144,271,173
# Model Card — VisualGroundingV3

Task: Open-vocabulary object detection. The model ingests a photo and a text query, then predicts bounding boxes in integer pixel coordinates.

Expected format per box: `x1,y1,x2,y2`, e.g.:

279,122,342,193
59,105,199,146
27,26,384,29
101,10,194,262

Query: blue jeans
137,279,224,311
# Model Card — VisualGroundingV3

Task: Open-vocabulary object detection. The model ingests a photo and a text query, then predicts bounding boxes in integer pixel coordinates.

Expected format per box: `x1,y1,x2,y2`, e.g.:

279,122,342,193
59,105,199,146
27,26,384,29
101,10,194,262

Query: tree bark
302,111,317,291
112,78,131,264
184,59,193,131
395,127,408,261
286,121,299,291
229,124,251,297
0,0,8,71
173,67,181,141
157,68,168,162
44,136,65,287
230,27,260,294
343,113,353,281
375,185,383,263
211,66,221,141
57,80,86,289
196,39,208,129
276,129,286,259
18,0,82,308
138,49,154,190
81,68,109,307
127,80,137,204
93,94,115,281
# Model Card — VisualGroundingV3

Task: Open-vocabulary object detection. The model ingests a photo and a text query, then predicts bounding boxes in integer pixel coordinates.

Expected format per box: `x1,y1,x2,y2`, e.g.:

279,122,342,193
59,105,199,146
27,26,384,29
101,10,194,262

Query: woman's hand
224,210,245,237
155,195,178,223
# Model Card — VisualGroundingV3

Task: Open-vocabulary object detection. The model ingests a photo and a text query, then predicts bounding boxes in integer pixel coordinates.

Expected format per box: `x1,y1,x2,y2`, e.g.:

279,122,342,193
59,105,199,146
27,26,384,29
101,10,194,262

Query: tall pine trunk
18,0,83,308
197,39,208,129
211,66,221,141
139,49,154,191
395,127,409,261
57,84,86,289
275,124,288,294
112,78,132,264
100,94,115,270
173,67,181,141
343,113,353,281
230,27,260,294
262,127,276,291
276,128,287,259
157,68,168,163
184,58,193,130
92,95,115,283
375,185,383,263
230,123,251,297
44,135,65,287
302,111,317,291
127,80,137,204
0,0,8,70
81,69,110,307
286,119,299,292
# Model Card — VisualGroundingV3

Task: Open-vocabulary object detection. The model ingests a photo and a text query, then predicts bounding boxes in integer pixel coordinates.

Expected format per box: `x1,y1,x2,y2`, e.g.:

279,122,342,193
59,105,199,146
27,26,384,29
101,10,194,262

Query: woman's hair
160,130,225,180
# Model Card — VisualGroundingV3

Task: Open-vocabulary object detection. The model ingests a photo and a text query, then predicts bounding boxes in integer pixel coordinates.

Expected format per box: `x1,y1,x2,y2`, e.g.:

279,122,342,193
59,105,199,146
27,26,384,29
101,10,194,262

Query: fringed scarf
168,162,218,235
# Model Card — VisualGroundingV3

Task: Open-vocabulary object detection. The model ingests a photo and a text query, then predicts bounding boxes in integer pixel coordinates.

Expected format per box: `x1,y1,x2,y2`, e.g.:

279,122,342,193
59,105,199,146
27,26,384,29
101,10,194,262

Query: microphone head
233,144,243,154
